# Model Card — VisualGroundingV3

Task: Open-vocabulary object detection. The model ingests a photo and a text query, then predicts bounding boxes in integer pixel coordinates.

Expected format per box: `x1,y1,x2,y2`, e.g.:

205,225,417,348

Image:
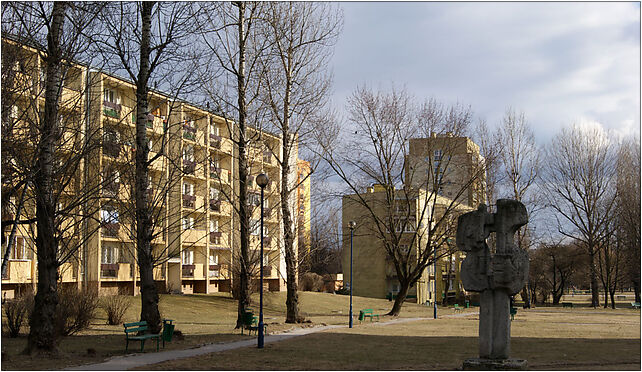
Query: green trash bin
162,319,175,348
358,310,365,321
465,300,470,308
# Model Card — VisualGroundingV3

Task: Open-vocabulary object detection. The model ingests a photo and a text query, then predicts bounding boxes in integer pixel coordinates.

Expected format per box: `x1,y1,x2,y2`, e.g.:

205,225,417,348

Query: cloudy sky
329,2,640,144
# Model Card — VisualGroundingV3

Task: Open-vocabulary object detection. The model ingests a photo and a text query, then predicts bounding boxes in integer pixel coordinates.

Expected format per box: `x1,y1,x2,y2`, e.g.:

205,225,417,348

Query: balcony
2,260,32,282
183,159,195,174
182,194,196,209
103,141,121,158
183,123,196,141
208,264,220,277
209,199,221,212
103,101,121,119
102,222,120,238
210,231,222,245
209,166,221,179
103,180,120,196
182,264,195,277
261,266,272,277
132,113,155,129
182,228,207,244
209,134,221,149
101,263,119,278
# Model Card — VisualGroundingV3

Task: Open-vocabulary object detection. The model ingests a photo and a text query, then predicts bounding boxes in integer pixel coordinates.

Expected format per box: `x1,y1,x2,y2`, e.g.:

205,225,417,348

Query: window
183,182,194,196
182,249,194,265
210,187,219,200
182,145,194,161
250,219,260,236
247,193,260,206
209,253,219,265
182,217,194,230
101,208,119,223
10,105,19,120
9,237,27,260
210,219,219,232
395,217,416,233
262,254,269,266
434,149,442,161
103,88,119,104
209,124,219,136
262,224,268,237
102,245,118,264
211,157,220,169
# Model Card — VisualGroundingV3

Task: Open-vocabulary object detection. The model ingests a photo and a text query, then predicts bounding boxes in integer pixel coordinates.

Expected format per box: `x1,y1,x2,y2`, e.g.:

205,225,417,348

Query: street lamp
348,220,356,328
256,173,269,348
433,247,438,319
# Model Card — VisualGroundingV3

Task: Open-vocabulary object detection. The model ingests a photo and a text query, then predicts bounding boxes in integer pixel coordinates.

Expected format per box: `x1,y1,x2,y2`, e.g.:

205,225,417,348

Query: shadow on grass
141,333,641,370
1,331,252,371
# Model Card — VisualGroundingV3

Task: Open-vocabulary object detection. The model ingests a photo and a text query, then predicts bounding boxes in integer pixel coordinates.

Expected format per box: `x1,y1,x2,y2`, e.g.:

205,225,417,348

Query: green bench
241,311,267,335
454,304,463,313
510,307,517,321
631,302,640,309
124,321,160,353
562,302,573,308
359,309,379,322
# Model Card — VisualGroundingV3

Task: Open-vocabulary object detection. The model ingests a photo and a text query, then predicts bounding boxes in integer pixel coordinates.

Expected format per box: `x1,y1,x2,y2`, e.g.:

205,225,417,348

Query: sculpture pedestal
463,358,527,370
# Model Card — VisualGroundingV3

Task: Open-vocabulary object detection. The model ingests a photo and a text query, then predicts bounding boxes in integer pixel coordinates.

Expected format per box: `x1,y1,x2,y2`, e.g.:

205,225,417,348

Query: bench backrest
242,311,254,325
124,321,148,334
362,309,373,314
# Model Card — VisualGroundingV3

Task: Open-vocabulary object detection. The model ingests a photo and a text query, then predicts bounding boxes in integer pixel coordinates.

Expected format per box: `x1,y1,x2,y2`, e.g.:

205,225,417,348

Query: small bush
3,292,32,337
101,295,131,325
300,272,324,292
55,287,98,336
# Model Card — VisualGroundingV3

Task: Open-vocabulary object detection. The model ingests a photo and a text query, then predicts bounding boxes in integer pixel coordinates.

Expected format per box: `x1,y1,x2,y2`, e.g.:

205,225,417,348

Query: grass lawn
1,291,437,370
141,305,641,371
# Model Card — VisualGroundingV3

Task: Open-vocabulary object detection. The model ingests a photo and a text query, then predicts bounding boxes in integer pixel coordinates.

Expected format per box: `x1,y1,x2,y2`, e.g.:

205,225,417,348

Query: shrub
300,272,324,292
54,287,98,336
3,292,32,337
101,295,131,325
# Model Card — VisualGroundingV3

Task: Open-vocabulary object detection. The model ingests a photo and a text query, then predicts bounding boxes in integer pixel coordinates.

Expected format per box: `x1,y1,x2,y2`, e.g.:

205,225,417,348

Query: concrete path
66,312,479,371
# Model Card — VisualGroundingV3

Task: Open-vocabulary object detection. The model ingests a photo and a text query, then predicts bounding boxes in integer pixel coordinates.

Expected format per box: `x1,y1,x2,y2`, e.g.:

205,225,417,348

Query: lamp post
348,220,356,328
256,173,269,348
433,247,438,319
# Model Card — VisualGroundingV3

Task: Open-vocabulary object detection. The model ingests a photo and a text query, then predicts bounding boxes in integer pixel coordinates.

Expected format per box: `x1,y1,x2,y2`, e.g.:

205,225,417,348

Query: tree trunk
135,2,161,334
589,250,600,308
25,1,67,354
235,1,251,328
520,286,531,308
387,280,411,316
633,279,641,303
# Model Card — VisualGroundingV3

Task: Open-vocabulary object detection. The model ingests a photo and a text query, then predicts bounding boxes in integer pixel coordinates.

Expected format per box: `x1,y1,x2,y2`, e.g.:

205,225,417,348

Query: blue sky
329,2,640,144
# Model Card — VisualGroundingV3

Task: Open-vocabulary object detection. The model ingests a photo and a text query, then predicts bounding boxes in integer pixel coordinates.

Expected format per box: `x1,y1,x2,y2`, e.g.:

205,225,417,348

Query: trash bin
465,300,470,308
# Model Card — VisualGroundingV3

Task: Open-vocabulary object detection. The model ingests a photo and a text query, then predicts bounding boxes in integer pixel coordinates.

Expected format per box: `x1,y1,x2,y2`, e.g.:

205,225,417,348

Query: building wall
1,39,301,298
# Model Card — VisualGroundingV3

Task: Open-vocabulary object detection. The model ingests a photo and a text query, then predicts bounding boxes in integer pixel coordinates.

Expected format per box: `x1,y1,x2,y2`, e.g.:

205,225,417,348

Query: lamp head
256,173,269,188
349,221,357,230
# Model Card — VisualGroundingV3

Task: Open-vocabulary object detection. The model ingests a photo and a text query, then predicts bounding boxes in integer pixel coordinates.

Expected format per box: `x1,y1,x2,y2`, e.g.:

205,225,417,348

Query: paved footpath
66,313,477,371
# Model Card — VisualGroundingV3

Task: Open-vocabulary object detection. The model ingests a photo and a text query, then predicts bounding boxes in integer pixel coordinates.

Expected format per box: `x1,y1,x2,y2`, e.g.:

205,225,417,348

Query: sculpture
456,199,529,369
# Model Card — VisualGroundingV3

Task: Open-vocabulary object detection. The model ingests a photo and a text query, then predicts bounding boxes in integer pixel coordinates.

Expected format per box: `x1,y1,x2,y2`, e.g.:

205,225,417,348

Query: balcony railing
183,159,195,174
209,166,221,178
209,199,221,212
210,231,222,244
2,265,9,280
132,113,155,128
182,264,195,277
102,222,120,238
182,194,196,209
183,123,196,140
103,101,121,118
103,141,121,158
209,264,220,277
209,134,221,148
262,236,272,246
101,263,119,278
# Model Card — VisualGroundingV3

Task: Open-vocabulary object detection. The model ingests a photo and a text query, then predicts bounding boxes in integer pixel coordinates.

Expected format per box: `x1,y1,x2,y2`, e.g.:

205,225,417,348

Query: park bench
124,321,161,353
616,295,626,300
562,302,573,308
454,304,463,313
359,309,380,322
631,302,640,309
510,307,517,321
241,311,267,335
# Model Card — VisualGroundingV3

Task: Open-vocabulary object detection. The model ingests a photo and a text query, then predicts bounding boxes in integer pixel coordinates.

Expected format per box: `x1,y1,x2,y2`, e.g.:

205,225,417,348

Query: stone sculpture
456,199,529,370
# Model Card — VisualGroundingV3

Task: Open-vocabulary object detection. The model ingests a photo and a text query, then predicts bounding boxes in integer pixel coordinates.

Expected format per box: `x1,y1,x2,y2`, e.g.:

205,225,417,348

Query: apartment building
1,38,307,298
341,135,484,305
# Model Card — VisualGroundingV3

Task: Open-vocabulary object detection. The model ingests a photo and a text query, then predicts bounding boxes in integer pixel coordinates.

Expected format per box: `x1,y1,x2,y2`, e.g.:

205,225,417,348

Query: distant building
296,160,312,272
341,134,485,304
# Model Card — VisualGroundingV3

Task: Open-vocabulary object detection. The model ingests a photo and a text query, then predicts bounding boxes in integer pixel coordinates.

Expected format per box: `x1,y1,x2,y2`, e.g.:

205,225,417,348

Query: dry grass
1,291,438,370
141,306,641,371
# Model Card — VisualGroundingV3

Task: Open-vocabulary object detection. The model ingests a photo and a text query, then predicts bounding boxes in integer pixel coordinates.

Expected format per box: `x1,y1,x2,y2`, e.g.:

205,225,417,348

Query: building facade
341,135,484,305
1,38,309,298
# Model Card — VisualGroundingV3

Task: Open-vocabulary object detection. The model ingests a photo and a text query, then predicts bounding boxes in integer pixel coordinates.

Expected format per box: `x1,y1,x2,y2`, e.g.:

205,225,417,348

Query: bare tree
496,108,541,308
260,2,342,323
319,86,485,316
196,1,270,328
615,138,641,302
544,124,617,308
94,1,198,333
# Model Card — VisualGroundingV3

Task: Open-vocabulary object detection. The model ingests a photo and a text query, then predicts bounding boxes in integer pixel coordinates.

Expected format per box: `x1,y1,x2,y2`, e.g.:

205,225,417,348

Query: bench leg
125,339,129,353
156,337,159,352
141,339,145,353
